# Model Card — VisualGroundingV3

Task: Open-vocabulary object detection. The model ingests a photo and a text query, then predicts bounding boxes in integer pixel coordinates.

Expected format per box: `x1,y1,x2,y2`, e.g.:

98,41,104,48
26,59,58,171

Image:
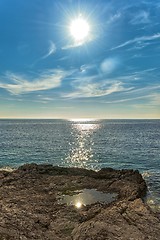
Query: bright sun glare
70,17,90,42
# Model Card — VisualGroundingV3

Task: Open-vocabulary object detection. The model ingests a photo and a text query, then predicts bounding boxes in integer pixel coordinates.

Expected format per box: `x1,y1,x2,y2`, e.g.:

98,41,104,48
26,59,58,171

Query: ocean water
0,119,160,210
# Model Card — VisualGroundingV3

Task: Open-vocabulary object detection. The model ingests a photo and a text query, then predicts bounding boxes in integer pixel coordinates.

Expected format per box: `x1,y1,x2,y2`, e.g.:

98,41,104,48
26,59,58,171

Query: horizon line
0,118,159,120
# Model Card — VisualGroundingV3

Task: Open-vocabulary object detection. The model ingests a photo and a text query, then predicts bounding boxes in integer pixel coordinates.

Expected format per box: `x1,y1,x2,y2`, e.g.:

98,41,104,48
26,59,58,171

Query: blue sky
0,0,160,119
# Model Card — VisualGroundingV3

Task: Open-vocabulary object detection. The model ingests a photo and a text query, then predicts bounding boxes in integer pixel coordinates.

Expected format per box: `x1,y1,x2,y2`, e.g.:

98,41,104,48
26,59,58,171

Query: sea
0,119,160,211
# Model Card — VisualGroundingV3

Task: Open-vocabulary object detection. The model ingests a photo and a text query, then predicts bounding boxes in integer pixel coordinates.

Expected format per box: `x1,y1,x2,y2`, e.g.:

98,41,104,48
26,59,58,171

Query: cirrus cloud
0,69,70,95
42,41,56,59
111,33,160,50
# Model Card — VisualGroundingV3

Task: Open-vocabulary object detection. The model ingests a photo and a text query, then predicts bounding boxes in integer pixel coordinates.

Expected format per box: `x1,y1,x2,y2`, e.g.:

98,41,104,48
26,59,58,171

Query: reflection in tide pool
66,122,100,168
58,189,118,208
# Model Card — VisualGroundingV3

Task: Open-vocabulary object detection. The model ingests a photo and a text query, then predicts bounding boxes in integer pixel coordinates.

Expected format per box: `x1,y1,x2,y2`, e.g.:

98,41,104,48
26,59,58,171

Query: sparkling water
0,119,160,210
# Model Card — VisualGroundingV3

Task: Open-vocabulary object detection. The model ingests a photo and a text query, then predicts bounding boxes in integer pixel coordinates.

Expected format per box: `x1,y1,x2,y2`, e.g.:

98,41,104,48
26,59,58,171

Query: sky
0,0,160,119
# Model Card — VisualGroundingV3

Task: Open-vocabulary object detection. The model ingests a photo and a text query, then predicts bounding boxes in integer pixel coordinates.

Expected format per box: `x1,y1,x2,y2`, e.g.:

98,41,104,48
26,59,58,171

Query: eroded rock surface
0,164,159,239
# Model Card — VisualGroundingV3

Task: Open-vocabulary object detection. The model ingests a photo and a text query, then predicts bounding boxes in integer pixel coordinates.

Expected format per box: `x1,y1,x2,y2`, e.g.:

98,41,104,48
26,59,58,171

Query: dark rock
0,164,159,239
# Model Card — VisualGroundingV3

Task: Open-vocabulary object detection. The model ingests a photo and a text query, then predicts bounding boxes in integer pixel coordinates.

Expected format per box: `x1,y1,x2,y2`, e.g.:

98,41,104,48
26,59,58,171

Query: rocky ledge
0,164,160,240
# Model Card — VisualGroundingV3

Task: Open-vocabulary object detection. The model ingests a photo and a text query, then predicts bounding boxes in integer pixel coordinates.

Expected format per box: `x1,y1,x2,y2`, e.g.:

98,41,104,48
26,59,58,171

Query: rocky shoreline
0,164,160,239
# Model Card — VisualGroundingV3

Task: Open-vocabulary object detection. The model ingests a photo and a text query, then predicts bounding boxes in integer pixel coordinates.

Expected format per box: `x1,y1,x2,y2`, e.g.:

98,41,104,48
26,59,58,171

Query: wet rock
0,164,159,239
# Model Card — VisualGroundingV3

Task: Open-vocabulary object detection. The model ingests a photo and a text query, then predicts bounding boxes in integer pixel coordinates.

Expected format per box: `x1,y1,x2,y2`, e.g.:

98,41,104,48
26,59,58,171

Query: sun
70,17,90,42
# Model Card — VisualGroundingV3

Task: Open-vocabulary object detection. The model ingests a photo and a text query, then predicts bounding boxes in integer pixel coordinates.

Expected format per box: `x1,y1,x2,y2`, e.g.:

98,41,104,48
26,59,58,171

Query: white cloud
111,33,160,50
125,84,160,95
130,11,150,25
0,70,69,95
62,41,83,50
106,12,121,25
62,65,160,101
40,97,54,101
42,41,56,59
63,80,131,99
62,36,94,50
148,93,160,106
103,95,153,104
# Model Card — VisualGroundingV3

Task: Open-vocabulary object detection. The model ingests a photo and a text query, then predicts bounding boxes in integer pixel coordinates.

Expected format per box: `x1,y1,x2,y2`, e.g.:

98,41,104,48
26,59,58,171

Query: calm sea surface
0,119,160,210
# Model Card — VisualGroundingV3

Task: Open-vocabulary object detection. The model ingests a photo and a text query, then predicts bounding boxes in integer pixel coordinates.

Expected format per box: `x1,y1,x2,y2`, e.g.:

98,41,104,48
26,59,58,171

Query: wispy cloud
106,12,121,25
62,41,83,50
0,70,69,95
103,95,153,104
150,93,160,106
126,41,153,51
62,63,160,102
31,41,56,67
39,97,54,101
63,79,132,99
132,93,160,110
111,33,160,50
62,36,94,50
130,10,150,25
42,41,56,59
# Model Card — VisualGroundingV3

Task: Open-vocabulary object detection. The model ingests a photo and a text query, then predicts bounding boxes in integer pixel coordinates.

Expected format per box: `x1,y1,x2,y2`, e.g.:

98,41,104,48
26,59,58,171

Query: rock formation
0,163,159,239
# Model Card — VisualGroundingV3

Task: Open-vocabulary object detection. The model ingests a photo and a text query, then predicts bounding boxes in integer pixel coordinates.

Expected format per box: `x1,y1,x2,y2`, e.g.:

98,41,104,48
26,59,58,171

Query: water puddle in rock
57,188,118,208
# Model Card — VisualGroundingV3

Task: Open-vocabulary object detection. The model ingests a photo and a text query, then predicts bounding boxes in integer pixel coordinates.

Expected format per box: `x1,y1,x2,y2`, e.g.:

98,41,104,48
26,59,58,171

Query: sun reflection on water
58,189,118,208
66,121,100,168
75,201,83,209
69,118,96,122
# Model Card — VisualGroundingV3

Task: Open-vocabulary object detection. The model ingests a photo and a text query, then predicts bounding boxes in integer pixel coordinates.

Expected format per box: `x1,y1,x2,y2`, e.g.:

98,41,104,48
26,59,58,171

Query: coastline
0,164,159,212
0,164,160,239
